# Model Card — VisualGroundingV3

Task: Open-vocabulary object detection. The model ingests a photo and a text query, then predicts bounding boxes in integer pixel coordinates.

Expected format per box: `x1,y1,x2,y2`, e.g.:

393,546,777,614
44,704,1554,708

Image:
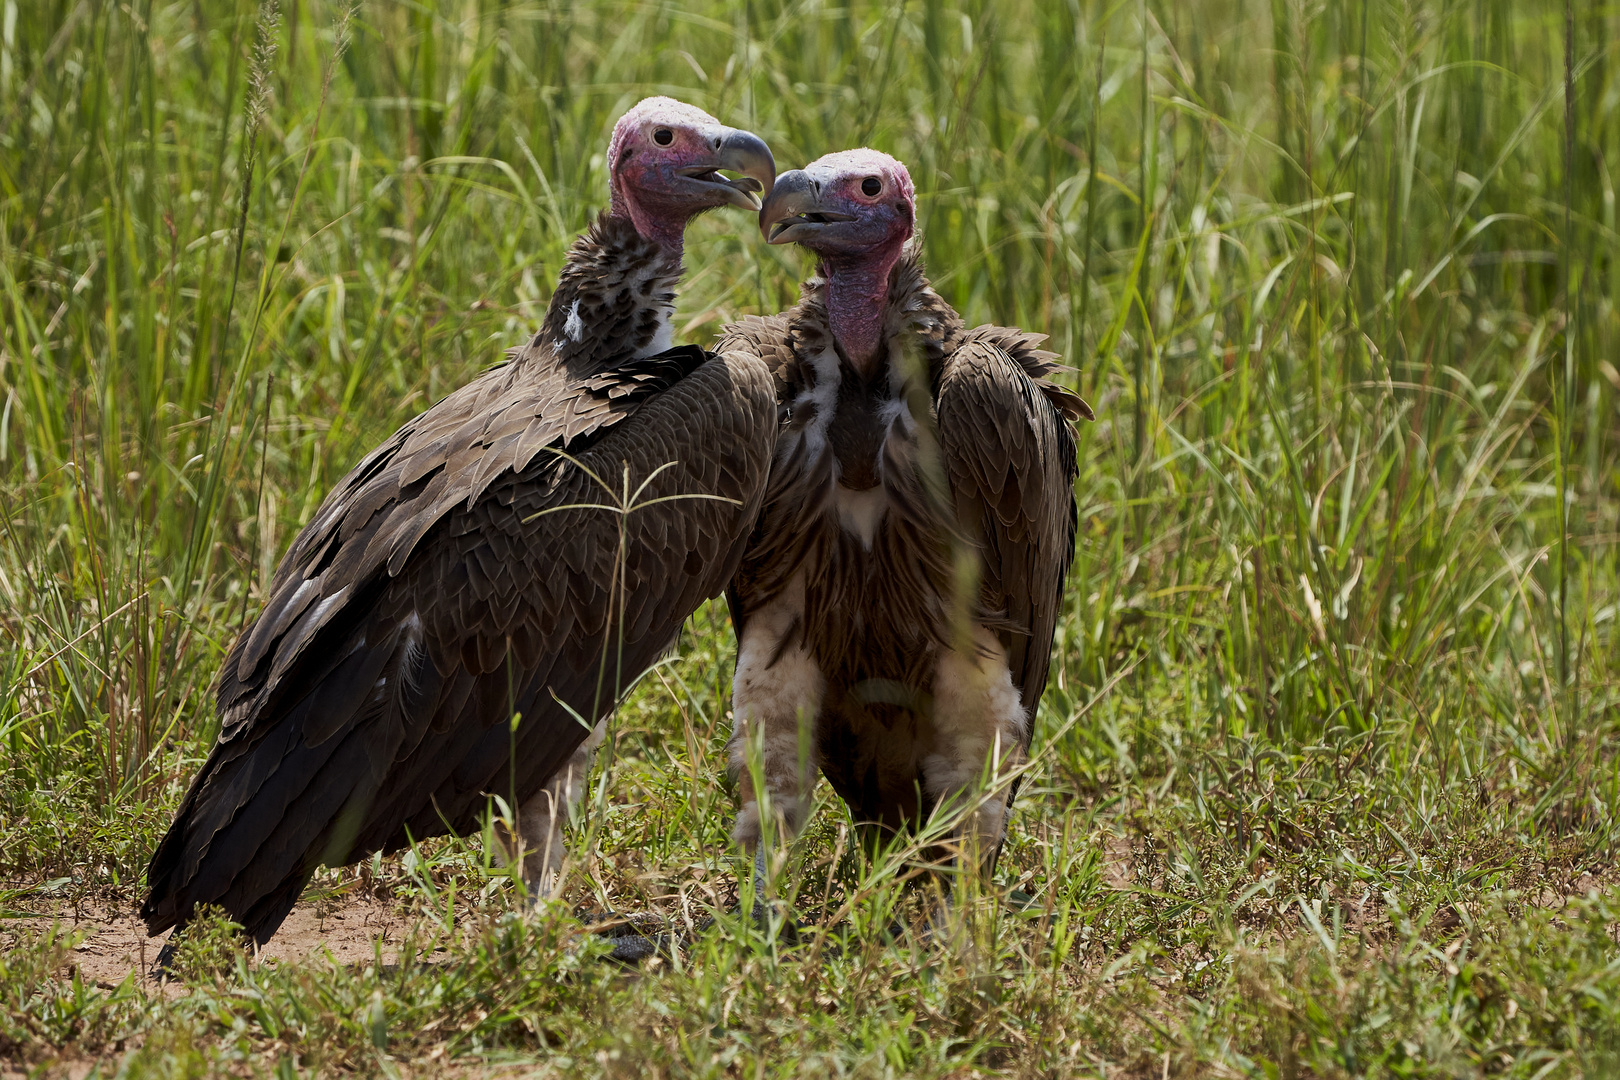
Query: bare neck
607,187,687,259
821,243,904,375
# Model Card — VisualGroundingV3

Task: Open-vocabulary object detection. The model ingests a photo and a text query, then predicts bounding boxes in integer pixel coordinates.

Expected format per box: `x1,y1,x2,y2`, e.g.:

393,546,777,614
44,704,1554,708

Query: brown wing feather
936,328,1082,737
716,313,828,631
142,348,777,944
718,314,800,420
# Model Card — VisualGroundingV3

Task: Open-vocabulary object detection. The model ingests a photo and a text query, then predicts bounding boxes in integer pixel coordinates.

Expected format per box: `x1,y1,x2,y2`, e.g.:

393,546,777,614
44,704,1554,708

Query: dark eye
653,128,674,146
861,177,882,197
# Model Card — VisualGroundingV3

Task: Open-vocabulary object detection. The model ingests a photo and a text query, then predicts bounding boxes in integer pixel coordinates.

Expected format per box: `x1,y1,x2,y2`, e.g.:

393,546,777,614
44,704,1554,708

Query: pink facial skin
604,97,776,255
757,149,917,369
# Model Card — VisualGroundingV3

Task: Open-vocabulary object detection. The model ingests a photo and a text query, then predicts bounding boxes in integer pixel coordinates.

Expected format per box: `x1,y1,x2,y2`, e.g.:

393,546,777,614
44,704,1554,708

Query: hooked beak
679,128,776,210
757,170,857,245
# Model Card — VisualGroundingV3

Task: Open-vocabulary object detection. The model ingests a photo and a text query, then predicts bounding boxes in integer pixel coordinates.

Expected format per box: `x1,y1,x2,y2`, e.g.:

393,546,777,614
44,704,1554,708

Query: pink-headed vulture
719,149,1091,882
141,98,778,951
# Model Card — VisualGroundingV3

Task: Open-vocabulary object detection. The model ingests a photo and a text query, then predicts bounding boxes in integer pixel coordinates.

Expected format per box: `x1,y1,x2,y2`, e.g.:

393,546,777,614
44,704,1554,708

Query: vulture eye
653,128,674,146
861,177,882,197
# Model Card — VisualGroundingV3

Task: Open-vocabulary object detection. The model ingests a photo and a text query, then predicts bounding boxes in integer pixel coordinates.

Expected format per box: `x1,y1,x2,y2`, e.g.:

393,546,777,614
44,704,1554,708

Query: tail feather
172,634,398,896
141,620,419,941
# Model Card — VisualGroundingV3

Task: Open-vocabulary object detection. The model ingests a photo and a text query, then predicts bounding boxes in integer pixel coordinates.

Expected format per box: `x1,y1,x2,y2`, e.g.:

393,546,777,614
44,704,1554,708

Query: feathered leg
493,719,606,901
924,626,1028,871
728,574,824,852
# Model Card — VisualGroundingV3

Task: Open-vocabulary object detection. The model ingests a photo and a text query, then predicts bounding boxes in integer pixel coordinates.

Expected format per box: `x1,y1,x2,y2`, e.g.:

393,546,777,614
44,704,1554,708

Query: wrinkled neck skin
608,184,688,260
821,240,905,376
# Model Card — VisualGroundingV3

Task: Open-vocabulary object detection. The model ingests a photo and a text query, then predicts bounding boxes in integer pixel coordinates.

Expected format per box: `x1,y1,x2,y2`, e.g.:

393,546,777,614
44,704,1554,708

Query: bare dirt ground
0,890,607,1079
2,893,418,990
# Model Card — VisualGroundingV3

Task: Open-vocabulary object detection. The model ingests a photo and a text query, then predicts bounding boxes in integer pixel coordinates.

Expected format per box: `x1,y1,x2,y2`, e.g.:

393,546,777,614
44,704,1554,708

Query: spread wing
936,326,1087,738
142,346,778,943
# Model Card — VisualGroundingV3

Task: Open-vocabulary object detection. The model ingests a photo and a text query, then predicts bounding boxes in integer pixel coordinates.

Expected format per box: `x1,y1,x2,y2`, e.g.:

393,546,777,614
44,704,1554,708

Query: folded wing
141,346,777,944
936,327,1086,729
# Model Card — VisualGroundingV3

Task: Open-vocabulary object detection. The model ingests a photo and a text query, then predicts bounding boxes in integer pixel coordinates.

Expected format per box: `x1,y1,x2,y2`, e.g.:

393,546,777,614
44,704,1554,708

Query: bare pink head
758,148,915,257
758,148,917,366
604,97,776,253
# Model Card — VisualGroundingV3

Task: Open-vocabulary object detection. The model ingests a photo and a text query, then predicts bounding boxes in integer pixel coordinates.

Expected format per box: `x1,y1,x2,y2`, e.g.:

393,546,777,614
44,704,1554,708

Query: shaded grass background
2,0,1619,1075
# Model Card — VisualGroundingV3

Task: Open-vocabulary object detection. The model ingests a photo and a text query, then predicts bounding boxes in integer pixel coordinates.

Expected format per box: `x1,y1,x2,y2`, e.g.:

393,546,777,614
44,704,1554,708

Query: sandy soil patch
2,894,420,989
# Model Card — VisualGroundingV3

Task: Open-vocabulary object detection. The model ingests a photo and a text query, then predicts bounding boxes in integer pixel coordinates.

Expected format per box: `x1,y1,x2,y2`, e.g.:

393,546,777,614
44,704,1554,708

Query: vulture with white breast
141,98,778,951
719,149,1091,882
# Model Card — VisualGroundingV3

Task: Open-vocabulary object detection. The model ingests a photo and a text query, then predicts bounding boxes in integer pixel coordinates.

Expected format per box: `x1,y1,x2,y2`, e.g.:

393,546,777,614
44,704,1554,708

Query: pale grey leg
914,627,1029,947
730,578,821,938
729,575,823,852
922,627,1028,872
753,847,770,899
492,719,605,902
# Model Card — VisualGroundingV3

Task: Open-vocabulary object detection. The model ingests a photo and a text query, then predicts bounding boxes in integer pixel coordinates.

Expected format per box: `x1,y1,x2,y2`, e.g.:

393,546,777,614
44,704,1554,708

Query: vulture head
757,148,915,258
606,97,777,251
759,148,917,366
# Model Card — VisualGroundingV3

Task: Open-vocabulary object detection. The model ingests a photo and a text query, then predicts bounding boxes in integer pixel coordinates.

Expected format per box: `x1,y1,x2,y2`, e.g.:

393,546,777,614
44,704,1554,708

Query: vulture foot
494,721,606,904
579,910,675,964
149,940,178,981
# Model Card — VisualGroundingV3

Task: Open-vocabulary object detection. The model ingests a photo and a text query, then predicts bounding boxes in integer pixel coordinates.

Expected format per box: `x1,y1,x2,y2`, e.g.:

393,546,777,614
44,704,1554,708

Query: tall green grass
2,0,1618,1074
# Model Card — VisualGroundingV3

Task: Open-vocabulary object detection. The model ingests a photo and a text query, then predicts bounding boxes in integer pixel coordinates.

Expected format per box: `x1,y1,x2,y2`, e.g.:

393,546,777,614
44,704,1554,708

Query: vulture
141,98,779,953
719,149,1091,890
